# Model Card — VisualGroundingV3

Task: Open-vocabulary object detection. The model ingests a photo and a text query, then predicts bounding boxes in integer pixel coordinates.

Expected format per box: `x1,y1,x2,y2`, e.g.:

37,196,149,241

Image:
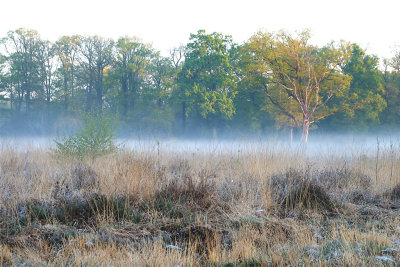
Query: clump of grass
70,163,100,191
271,169,339,214
153,178,220,214
313,166,371,191
0,245,13,266
281,180,338,214
12,193,138,228
384,184,400,201
378,183,400,209
346,189,374,205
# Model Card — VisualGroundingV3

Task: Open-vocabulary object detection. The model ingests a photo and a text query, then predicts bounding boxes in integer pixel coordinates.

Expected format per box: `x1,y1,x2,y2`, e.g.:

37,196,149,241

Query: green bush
54,113,118,159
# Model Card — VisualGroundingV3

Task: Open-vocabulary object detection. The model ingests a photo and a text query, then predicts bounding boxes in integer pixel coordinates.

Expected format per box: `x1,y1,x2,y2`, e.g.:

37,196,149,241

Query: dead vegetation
0,144,400,266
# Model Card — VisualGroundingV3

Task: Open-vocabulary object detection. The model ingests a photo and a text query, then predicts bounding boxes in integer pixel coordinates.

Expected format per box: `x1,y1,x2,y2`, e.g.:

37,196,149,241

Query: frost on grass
1,145,400,266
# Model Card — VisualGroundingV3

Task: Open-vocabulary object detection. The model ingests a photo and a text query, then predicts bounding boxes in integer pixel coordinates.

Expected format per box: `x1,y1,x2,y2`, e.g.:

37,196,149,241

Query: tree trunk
121,76,128,118
86,80,93,112
181,102,186,136
71,65,74,99
97,87,103,114
121,57,128,118
96,68,103,114
25,89,30,113
129,75,137,115
301,118,310,143
64,76,68,112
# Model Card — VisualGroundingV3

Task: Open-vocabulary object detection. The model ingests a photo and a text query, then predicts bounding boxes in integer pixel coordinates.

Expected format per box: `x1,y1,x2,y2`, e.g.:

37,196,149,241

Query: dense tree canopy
177,30,238,136
324,44,386,131
0,28,399,140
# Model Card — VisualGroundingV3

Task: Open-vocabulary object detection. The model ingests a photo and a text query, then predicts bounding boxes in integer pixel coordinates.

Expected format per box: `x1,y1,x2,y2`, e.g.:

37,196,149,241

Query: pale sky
1,0,399,59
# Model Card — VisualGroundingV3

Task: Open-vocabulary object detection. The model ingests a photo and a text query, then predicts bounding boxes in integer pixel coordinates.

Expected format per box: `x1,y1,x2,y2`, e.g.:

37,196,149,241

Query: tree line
0,28,399,141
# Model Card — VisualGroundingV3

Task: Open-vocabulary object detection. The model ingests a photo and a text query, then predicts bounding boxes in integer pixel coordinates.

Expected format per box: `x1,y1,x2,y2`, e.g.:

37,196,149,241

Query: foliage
178,30,238,122
244,30,352,141
325,44,387,131
112,37,154,119
380,51,400,127
0,28,400,139
233,45,273,133
54,112,118,159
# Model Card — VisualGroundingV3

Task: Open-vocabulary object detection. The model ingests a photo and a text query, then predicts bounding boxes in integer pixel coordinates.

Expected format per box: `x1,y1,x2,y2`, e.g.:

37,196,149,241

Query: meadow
0,139,399,266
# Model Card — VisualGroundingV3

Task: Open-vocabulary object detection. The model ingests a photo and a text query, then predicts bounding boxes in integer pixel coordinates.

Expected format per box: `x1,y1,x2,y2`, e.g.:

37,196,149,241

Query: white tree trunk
301,119,310,143
213,127,217,140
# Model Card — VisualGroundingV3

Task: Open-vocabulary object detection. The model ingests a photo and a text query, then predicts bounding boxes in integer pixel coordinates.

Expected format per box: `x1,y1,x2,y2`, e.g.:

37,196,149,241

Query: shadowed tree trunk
181,101,186,136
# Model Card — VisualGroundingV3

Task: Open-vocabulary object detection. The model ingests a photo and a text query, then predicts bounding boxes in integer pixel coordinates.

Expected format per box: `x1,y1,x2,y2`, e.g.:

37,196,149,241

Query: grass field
0,141,399,266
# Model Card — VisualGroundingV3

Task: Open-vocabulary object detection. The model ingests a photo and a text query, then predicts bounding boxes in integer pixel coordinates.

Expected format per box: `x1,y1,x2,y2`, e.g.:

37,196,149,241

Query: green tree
169,45,187,135
178,30,238,137
79,36,114,114
1,28,42,114
245,30,352,142
342,44,386,129
114,37,153,119
36,39,57,130
140,53,175,134
54,35,81,113
232,44,273,135
380,50,400,126
328,44,386,131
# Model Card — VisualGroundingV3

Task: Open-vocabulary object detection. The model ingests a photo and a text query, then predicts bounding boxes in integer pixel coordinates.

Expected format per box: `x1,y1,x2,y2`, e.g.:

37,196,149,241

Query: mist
2,131,400,158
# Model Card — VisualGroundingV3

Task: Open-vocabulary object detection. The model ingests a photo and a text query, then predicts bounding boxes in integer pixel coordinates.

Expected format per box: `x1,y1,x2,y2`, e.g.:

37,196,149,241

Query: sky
1,0,399,59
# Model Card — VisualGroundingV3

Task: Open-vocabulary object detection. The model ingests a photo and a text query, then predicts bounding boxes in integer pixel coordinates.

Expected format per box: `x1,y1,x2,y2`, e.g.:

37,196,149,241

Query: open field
0,141,400,266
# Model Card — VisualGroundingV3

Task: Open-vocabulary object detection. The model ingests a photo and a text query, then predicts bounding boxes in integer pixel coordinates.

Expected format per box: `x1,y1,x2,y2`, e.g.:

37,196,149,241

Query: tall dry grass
0,141,399,266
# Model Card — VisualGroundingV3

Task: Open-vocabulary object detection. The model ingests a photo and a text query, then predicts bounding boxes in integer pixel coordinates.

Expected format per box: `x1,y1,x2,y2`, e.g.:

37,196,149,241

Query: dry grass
0,142,400,266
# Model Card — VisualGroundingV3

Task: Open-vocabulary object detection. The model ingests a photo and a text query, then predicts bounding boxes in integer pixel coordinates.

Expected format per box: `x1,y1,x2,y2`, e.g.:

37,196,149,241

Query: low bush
54,112,118,160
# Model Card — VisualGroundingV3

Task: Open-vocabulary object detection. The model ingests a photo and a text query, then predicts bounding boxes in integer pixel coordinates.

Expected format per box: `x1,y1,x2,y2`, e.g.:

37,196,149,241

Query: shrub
54,112,118,159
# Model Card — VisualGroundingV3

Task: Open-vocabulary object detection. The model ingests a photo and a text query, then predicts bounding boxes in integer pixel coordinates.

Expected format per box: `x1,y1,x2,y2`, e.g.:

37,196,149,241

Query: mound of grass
70,163,100,191
313,167,371,190
151,176,226,217
381,184,400,208
281,180,338,214
346,189,374,205
18,194,137,226
385,184,400,201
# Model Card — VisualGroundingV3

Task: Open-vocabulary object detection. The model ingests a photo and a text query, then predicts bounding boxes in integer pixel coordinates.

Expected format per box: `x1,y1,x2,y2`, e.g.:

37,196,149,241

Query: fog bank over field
2,134,400,158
